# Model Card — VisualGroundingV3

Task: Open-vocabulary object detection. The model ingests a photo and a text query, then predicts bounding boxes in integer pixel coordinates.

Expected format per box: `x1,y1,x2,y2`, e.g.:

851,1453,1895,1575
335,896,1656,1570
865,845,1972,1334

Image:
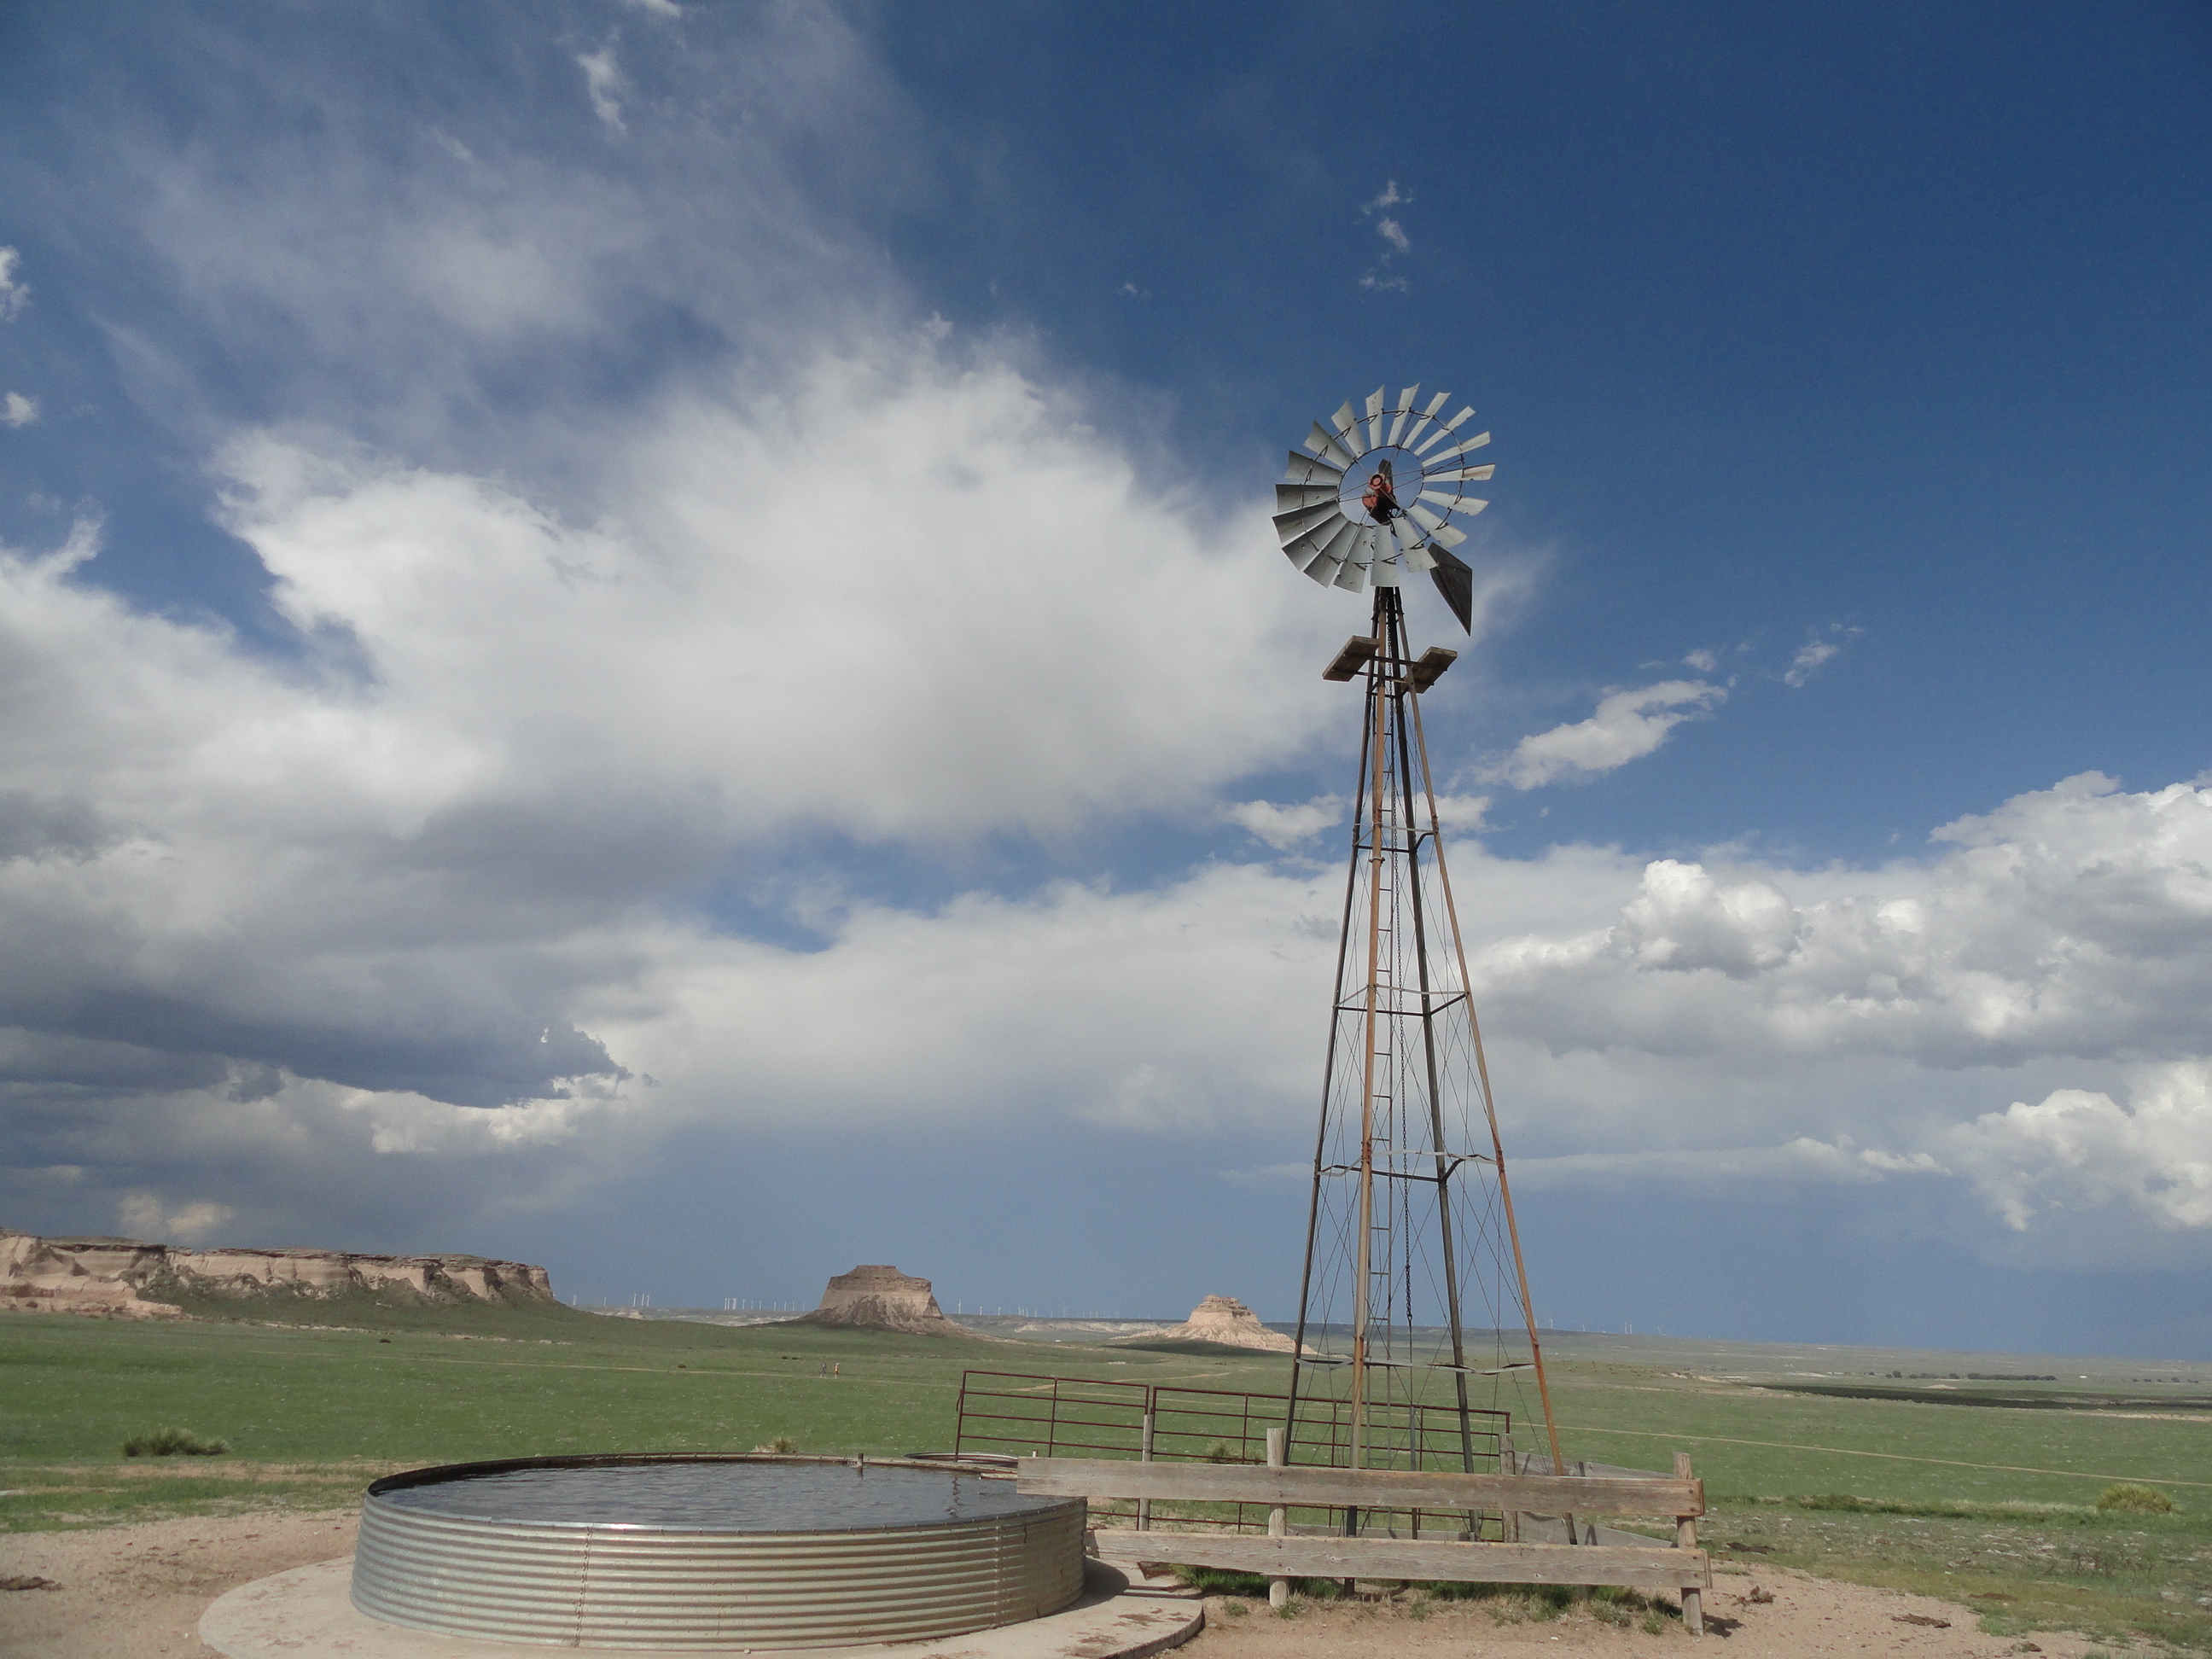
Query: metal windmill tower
1271,385,1566,1479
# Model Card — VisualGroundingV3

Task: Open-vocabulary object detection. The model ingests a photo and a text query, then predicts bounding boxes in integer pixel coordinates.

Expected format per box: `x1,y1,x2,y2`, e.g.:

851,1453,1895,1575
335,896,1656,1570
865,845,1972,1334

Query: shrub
122,1427,227,1457
751,1435,798,1454
2094,1483,2177,1514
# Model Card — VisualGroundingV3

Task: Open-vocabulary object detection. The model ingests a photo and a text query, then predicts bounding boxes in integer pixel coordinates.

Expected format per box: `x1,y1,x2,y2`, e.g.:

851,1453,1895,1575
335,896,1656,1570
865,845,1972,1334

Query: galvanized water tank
350,1453,1086,1651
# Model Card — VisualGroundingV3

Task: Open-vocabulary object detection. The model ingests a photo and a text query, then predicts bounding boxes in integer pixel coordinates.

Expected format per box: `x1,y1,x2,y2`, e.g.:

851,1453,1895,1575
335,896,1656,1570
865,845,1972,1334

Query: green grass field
3,1308,2207,1651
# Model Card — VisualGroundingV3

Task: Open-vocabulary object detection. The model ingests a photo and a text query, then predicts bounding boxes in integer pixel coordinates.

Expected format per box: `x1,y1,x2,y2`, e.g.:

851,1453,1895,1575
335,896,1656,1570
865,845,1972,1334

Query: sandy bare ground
1185,1571,2100,1659
1,1515,2098,1659
0,1508,356,1658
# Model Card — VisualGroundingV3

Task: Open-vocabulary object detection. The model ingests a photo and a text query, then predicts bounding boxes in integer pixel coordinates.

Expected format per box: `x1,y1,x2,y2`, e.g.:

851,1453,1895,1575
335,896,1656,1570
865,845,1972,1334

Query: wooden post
1266,1427,1289,1610
1137,1412,1155,1532
1674,1452,1703,1637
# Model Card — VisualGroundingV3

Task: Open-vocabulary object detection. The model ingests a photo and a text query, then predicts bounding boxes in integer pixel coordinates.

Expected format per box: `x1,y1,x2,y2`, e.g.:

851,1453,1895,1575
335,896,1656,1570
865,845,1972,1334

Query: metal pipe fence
952,1371,1511,1540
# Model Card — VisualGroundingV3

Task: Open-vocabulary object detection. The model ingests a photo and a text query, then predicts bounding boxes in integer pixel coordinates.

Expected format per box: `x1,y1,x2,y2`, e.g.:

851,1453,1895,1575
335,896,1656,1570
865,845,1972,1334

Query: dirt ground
0,1514,2104,1659
0,1509,357,1659
1185,1573,2104,1659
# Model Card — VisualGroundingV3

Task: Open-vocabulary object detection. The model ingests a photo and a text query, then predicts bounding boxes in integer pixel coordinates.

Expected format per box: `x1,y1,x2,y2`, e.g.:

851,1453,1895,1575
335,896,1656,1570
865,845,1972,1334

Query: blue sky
3,3,2209,1358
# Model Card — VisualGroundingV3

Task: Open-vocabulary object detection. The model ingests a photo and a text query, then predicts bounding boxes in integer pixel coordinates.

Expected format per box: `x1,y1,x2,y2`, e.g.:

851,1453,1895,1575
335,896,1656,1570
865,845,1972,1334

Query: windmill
1272,386,1567,1484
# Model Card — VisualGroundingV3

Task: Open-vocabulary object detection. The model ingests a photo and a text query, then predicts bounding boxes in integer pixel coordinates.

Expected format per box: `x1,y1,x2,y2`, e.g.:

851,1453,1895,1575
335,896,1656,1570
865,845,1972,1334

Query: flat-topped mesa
797,1264,976,1337
1144,1293,1304,1354
0,1226,556,1319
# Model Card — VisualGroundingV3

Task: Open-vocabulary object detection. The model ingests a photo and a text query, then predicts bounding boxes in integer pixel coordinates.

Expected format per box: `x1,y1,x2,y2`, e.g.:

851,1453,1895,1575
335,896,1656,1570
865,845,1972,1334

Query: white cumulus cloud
1945,1062,2212,1234
118,1190,236,1243
1225,795,1345,849
2,393,37,428
1480,680,1725,789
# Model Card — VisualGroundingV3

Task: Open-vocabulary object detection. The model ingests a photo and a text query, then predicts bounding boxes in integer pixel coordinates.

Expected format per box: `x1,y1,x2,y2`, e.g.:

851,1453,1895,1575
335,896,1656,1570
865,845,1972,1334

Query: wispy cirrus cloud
0,247,27,321
1358,179,1412,294
576,43,627,134
1785,622,1861,686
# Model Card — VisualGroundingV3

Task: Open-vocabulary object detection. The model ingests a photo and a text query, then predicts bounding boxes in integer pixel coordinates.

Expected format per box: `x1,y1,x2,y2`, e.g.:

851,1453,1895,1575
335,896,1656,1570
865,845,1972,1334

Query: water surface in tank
378,1461,1060,1531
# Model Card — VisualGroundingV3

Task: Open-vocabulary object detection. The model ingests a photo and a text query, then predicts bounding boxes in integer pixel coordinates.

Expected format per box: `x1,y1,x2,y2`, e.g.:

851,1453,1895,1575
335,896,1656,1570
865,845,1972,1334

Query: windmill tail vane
1276,385,1565,1481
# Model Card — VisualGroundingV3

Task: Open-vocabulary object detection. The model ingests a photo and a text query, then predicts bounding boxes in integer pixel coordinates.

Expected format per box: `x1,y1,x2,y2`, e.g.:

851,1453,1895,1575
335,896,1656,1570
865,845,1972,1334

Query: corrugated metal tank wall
349,1458,1086,1651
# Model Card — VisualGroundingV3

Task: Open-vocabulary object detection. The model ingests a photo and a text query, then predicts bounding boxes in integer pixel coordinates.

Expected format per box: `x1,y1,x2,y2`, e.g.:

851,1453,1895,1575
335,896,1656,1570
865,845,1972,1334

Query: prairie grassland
2,1310,2207,1650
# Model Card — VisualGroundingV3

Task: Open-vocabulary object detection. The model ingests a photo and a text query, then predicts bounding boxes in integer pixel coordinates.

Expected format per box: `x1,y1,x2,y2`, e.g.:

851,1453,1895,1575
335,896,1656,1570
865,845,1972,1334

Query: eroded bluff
0,1227,556,1319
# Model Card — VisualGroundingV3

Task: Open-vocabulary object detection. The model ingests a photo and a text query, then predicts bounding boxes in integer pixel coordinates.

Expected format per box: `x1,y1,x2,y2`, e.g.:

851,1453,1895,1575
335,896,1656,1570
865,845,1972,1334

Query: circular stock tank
350,1453,1086,1651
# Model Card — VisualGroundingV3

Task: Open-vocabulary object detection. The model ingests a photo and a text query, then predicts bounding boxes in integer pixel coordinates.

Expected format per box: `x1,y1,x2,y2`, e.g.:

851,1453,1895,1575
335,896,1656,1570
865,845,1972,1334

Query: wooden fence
1016,1447,1711,1633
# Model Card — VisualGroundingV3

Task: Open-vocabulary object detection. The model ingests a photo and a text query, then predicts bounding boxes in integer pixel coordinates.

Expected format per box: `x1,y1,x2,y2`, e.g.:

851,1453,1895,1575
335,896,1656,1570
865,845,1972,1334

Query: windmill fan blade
1391,515,1438,573
1364,386,1386,451
1423,463,1495,483
1386,385,1418,445
1425,431,1492,467
1282,449,1345,485
1274,500,1345,543
1276,482,1342,513
1429,521,1469,548
1284,515,1353,570
1371,555,1401,587
1304,422,1359,470
1333,555,1369,592
1330,401,1361,444
1300,516,1361,572
1412,406,1475,456
1400,390,1451,451
1429,545,1476,633
1405,541,1438,572
1406,503,1445,533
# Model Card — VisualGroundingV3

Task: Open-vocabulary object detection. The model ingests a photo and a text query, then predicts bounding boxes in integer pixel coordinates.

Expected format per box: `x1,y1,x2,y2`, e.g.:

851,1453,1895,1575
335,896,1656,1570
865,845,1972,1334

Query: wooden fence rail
1015,1457,1702,1518
1087,1530,1711,1593
1014,1454,1711,1633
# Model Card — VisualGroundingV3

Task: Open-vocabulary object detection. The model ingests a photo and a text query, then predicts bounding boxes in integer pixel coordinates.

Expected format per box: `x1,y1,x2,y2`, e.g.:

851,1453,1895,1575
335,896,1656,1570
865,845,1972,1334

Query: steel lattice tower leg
1285,585,1565,1481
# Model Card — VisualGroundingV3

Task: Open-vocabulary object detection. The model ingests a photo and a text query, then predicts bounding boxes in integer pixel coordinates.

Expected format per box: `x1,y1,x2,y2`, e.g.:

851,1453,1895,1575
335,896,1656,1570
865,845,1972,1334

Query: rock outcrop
1123,1294,1304,1353
796,1265,975,1337
1,1227,556,1319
